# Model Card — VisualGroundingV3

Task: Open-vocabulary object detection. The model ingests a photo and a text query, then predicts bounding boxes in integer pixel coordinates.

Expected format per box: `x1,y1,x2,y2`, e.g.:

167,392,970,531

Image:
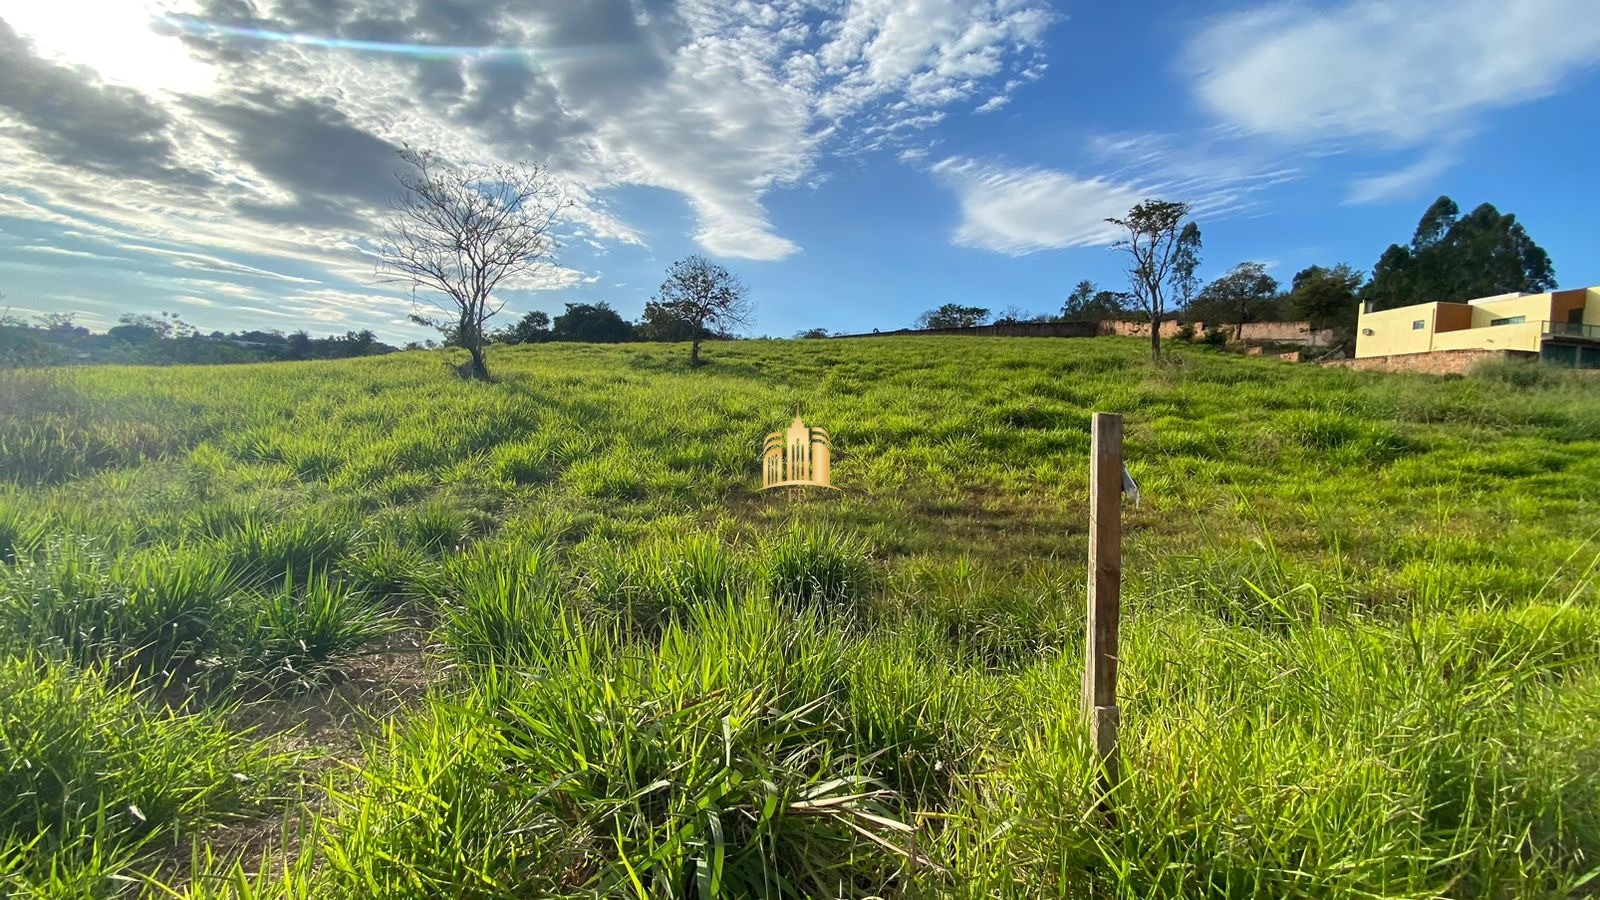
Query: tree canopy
1106,199,1193,361
551,302,635,343
1362,195,1556,311
494,311,551,345
651,255,754,365
1189,262,1281,337
1287,264,1365,332
1061,280,1131,321
0,311,396,368
915,304,991,329
1171,222,1203,310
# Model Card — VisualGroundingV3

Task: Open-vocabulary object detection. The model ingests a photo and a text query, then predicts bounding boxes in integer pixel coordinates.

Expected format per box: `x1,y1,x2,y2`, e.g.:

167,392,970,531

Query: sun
1,0,215,95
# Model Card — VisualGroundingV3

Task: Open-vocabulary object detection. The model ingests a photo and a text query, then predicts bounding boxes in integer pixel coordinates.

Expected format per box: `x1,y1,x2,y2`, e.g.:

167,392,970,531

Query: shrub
1469,355,1560,389
888,557,1078,666
1431,602,1600,682
0,545,245,684
339,538,431,607
393,498,484,555
762,522,876,614
0,543,122,664
0,496,45,564
242,573,392,689
110,548,245,681
431,543,568,668
214,513,355,587
841,637,995,810
581,533,747,636
0,655,274,884
1278,409,1412,463
311,600,907,896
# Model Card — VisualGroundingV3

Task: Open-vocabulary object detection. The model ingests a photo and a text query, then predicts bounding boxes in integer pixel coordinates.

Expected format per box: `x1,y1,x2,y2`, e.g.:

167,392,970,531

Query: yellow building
1355,286,1600,366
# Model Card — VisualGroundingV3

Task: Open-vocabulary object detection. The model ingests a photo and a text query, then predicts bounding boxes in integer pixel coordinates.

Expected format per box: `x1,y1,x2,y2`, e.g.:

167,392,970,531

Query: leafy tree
635,301,704,343
651,256,754,365
1362,195,1557,311
286,331,314,359
1061,280,1131,321
376,147,567,380
1447,202,1557,298
1106,199,1193,361
1192,262,1281,340
1171,222,1203,309
38,312,85,335
915,303,990,329
5,313,393,366
1362,244,1416,312
994,304,1051,325
793,328,830,339
551,302,635,343
1412,195,1459,249
1287,264,1365,333
109,312,180,344
496,311,551,344
341,329,379,354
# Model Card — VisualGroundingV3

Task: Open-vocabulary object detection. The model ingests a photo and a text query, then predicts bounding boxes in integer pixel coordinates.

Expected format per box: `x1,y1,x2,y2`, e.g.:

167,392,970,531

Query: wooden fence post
1084,412,1122,795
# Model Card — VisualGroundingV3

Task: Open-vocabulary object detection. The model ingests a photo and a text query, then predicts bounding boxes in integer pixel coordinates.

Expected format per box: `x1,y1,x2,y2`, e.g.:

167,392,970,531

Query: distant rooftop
1466,292,1534,306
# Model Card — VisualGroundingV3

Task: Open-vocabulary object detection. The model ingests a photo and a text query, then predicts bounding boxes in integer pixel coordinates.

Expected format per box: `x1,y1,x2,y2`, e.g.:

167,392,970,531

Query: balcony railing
1542,320,1600,340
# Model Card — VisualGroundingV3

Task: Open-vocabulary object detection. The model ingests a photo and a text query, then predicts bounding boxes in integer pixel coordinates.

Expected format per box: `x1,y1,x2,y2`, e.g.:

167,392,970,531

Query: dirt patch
154,632,437,889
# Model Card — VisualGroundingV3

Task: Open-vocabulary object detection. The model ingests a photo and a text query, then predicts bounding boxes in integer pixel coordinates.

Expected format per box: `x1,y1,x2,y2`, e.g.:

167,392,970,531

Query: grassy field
3,337,1600,897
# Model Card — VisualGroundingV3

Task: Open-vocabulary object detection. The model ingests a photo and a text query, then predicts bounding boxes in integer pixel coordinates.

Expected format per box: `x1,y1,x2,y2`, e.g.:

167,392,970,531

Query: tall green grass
5,338,1600,896
0,655,281,892
0,544,391,694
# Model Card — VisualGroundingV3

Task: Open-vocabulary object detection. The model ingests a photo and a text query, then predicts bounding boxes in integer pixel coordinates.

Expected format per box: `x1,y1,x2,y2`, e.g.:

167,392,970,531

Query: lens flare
159,15,560,63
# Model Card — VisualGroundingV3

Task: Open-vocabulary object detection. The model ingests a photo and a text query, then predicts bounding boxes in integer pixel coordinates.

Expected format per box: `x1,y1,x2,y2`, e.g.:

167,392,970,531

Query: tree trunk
690,339,702,367
1150,313,1162,362
467,340,490,381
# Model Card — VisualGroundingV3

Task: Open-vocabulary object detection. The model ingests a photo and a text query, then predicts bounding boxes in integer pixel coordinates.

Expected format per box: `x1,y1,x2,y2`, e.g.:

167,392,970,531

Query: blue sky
1,0,1596,342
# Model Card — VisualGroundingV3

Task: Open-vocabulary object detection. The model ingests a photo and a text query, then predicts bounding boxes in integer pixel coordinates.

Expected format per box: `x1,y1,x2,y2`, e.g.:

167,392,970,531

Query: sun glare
1,0,215,95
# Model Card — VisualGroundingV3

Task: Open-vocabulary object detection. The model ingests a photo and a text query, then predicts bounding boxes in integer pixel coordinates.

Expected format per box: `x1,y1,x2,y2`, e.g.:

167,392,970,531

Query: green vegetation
3,337,1600,897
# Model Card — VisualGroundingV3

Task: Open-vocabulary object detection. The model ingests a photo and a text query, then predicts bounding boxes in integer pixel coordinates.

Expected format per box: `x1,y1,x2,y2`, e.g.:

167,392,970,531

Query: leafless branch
375,146,570,379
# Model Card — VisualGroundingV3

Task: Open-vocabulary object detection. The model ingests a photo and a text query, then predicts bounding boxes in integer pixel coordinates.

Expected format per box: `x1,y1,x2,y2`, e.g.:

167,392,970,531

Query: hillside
4,337,1600,896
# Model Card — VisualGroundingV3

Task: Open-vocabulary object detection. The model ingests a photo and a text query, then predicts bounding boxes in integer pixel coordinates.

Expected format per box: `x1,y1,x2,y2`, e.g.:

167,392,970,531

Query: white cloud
814,0,1055,118
929,157,1145,255
2,0,215,94
1345,146,1462,205
929,126,1303,256
1084,129,1302,219
114,243,323,284
0,0,1060,332
1186,0,1600,144
973,94,1009,114
15,244,119,260
0,0,1062,343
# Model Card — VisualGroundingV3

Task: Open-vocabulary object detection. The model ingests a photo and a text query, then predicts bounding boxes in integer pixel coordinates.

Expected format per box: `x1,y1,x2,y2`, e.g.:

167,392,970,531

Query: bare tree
653,255,754,366
1106,199,1193,362
376,147,565,380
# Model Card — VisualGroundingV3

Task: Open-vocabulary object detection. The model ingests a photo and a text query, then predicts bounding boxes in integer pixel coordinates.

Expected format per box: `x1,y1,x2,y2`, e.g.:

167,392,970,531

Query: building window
1489,315,1526,326
1411,320,1425,330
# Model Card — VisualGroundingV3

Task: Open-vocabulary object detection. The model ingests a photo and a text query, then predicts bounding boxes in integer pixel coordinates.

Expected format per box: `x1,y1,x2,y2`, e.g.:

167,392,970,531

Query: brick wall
1322,348,1531,375
1237,321,1337,347
833,318,1335,345
837,321,1099,338
1095,320,1185,339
